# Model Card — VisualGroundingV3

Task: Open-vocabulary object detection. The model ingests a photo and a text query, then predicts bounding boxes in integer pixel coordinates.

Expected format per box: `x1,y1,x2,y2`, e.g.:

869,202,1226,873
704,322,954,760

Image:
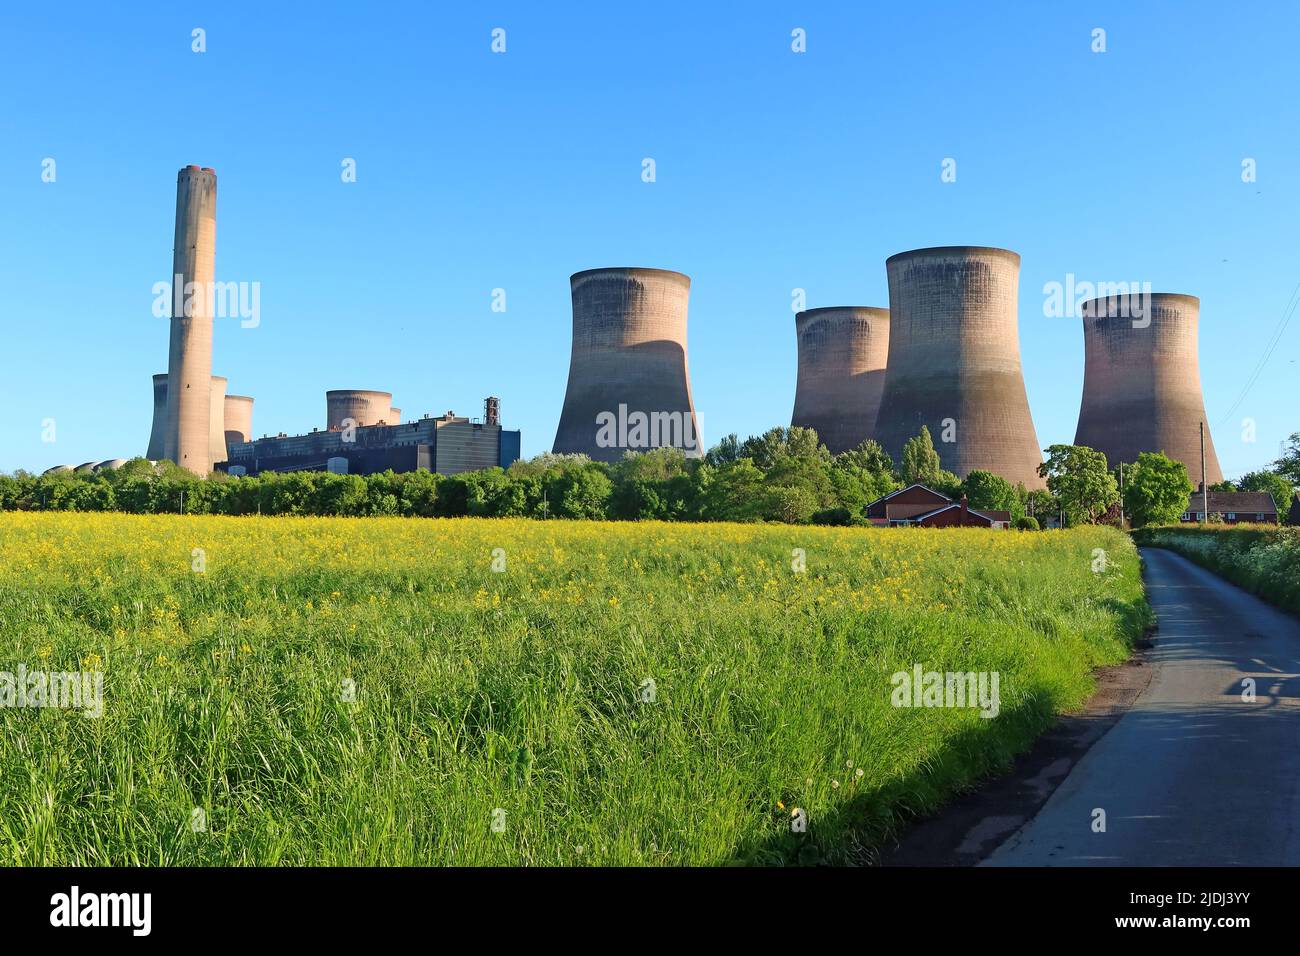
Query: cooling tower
326,390,393,430
146,373,168,460
790,307,889,454
874,246,1045,488
387,407,401,424
224,395,254,448
1074,293,1222,485
163,165,218,475
553,267,702,462
208,376,228,465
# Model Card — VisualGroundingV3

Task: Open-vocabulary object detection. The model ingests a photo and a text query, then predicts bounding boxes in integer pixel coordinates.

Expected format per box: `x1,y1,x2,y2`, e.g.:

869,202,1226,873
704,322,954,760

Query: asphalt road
984,546,1300,866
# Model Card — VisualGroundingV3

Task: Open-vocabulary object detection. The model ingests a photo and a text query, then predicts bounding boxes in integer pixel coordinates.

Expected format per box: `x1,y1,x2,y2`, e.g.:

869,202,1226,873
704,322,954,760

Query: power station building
1074,293,1223,485
873,246,1046,489
553,267,703,462
790,306,889,454
223,396,520,476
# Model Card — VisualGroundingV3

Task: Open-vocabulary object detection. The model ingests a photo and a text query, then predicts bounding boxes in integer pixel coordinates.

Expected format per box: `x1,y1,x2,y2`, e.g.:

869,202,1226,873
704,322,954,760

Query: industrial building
223,396,520,476
1074,293,1223,485
790,306,889,454
553,267,703,463
873,246,1046,489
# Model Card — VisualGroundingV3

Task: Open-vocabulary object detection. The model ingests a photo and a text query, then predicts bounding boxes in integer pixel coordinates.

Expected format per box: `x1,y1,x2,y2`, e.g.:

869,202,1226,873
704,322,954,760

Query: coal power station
1074,293,1223,485
225,396,519,477
873,246,1045,489
790,307,889,454
553,267,702,463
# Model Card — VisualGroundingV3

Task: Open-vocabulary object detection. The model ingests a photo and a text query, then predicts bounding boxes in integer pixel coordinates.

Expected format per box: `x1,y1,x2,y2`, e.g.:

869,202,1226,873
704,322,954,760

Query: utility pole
1200,421,1209,523
1118,461,1125,527
180,489,185,515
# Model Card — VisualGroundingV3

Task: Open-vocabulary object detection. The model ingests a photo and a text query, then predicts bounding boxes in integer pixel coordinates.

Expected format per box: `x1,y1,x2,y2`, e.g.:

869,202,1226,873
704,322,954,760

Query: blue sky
2,1,1297,477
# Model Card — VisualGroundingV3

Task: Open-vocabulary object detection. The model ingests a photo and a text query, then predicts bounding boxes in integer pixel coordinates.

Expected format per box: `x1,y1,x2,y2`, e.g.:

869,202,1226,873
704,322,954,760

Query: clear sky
2,1,1297,478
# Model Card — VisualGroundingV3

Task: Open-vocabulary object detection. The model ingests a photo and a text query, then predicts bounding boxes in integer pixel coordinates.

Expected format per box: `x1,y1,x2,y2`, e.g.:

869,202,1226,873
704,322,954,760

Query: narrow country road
984,547,1300,866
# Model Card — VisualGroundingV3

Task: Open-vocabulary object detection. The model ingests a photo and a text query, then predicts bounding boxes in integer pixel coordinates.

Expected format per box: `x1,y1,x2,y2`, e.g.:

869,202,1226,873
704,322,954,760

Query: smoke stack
326,390,393,430
553,267,702,462
163,165,217,475
485,396,500,426
1074,293,1223,484
791,307,889,454
147,373,168,459
224,394,254,447
874,246,1045,488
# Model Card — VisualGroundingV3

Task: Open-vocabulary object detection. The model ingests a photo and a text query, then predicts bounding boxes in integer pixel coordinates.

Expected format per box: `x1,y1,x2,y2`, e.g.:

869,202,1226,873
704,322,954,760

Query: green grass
0,513,1149,865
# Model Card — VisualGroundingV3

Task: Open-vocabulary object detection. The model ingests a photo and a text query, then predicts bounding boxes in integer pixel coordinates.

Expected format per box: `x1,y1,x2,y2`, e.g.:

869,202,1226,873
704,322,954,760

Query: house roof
1186,491,1277,515
886,502,945,520
865,483,951,510
912,504,1008,525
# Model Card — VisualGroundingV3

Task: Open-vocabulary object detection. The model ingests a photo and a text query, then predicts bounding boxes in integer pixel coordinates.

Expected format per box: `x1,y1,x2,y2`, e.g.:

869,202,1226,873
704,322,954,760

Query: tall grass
1133,525,1300,615
0,514,1148,865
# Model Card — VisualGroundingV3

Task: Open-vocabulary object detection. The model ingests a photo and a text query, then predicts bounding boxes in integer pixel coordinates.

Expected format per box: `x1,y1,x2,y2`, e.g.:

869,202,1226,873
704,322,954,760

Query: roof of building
866,483,951,510
1186,491,1277,515
912,503,1011,525
886,502,945,521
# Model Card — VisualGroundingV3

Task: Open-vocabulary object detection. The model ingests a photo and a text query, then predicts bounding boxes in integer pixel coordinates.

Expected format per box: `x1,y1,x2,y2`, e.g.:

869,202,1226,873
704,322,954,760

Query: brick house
1180,490,1277,524
865,484,1011,529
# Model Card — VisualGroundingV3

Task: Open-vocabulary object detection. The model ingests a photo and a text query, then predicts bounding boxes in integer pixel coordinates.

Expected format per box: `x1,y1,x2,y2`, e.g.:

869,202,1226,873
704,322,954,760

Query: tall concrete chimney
874,246,1045,488
1074,293,1223,484
553,267,702,462
224,394,254,448
790,307,889,454
326,390,393,430
163,165,218,474
146,373,168,460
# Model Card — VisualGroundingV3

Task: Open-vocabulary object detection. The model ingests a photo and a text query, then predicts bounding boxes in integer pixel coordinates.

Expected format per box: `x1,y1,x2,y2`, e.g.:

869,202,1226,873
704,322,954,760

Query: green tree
1273,432,1300,485
963,470,1017,512
1122,452,1195,528
1239,470,1295,517
901,426,942,486
1037,445,1119,525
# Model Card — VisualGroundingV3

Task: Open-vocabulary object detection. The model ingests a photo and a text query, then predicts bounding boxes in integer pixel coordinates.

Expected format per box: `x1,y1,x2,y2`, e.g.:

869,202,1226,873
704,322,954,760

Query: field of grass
1134,524,1300,615
0,513,1149,865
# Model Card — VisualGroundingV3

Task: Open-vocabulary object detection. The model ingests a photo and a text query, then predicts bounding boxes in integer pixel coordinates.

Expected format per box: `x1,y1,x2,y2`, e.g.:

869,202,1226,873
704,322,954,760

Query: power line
1217,280,1300,426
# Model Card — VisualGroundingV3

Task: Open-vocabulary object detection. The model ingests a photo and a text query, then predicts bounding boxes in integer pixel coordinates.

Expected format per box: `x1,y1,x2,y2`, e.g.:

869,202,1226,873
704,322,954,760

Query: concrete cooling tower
1074,293,1222,485
326,390,393,430
553,267,702,462
146,373,168,460
209,376,228,465
163,165,218,475
387,407,401,424
224,395,254,447
790,307,889,454
874,246,1045,488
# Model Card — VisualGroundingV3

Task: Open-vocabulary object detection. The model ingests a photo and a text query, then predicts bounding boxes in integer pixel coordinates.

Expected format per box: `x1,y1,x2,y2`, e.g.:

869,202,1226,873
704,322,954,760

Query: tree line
4,427,1297,529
